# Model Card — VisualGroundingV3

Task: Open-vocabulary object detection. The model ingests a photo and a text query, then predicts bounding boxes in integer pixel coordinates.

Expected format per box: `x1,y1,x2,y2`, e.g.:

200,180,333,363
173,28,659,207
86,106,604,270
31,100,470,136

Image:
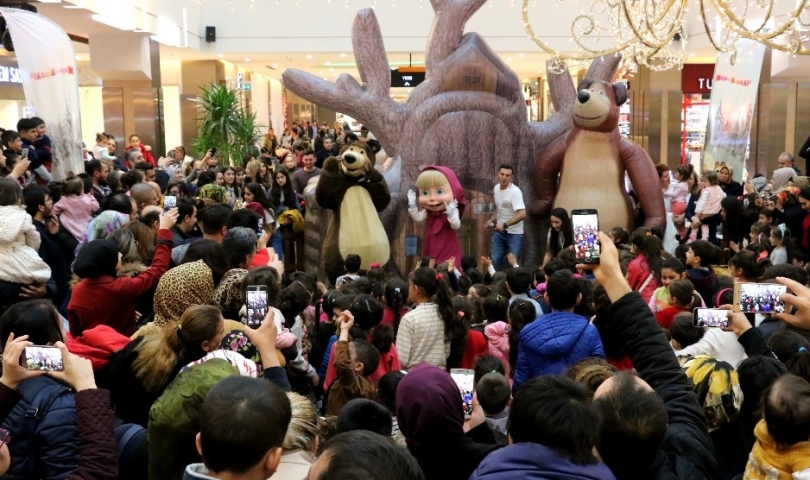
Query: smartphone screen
693,308,729,328
163,195,176,212
210,148,217,157
23,346,64,372
450,368,475,419
245,286,268,328
736,283,787,314
257,218,264,237
571,210,600,263
20,148,28,159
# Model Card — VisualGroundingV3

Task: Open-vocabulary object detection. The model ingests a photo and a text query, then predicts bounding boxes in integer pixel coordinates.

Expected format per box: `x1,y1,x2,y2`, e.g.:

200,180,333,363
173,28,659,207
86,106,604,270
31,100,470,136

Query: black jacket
605,292,720,480
33,220,71,305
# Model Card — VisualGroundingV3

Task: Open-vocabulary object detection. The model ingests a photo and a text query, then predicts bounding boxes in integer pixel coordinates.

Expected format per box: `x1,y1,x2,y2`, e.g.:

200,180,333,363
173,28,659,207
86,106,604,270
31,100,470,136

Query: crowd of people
0,114,808,480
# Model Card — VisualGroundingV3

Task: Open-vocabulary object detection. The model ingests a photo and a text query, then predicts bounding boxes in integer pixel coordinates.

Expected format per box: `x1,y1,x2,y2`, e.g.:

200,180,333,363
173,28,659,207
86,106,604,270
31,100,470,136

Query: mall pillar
180,60,226,152
89,35,164,158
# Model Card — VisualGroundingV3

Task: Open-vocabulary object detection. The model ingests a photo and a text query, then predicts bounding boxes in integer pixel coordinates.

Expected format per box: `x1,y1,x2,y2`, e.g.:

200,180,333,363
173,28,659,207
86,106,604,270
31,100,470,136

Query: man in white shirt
487,165,527,271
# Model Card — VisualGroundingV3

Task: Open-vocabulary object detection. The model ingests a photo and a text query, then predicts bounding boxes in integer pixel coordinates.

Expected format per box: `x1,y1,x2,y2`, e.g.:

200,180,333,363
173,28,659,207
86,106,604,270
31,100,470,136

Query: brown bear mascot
316,138,391,284
531,78,665,234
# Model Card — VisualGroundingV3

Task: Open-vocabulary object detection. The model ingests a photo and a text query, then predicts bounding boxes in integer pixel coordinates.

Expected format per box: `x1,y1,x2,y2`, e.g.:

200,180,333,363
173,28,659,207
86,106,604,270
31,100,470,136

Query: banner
703,39,766,183
1,8,82,181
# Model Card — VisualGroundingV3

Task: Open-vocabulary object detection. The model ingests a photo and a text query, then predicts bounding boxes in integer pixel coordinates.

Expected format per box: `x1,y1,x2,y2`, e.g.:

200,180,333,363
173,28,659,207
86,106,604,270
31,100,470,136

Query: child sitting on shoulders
325,309,379,416
52,175,100,242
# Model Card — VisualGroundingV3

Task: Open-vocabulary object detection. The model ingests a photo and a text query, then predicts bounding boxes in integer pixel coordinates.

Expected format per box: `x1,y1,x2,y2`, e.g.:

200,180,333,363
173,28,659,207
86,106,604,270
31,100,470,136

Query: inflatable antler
426,0,488,73
281,9,407,157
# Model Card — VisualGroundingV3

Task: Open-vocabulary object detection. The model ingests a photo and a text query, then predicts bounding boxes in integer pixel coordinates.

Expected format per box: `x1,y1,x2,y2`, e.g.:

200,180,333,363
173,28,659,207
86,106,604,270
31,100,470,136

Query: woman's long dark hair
222,166,243,199
720,196,745,245
270,166,298,211
245,182,273,211
632,232,665,284
508,299,537,376
410,267,467,369
548,208,574,257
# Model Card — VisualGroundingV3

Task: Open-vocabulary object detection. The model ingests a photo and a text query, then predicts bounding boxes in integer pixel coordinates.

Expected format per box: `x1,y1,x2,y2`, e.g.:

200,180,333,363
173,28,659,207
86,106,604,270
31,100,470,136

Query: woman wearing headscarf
772,186,808,249
152,260,216,327
68,210,178,337
397,364,499,480
213,268,248,321
769,167,796,192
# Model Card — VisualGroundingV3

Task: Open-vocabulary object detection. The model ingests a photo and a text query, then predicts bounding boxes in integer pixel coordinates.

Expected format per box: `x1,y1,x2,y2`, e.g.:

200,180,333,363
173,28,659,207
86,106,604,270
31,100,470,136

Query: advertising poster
703,39,766,182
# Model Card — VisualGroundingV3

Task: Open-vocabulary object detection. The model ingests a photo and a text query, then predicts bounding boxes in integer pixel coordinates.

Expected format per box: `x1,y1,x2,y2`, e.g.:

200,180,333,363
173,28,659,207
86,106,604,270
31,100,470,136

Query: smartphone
571,209,600,263
450,368,475,419
22,346,64,372
734,282,787,315
20,148,28,159
257,218,264,237
209,148,217,157
245,285,268,328
163,195,176,212
693,308,729,328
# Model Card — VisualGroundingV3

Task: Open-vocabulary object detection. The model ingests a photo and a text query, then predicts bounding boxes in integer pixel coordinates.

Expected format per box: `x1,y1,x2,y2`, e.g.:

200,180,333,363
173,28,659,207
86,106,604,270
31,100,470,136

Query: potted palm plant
193,83,261,166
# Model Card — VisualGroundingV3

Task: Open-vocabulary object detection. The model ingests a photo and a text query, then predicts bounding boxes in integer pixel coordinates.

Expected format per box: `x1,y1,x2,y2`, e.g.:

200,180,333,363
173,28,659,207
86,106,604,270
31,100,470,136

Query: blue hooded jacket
512,311,604,391
470,442,616,480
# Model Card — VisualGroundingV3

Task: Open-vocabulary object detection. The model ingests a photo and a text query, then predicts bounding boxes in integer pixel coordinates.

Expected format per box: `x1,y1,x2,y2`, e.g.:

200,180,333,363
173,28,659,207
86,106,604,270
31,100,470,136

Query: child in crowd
769,224,791,265
749,221,772,250
335,253,361,288
31,117,52,170
483,294,511,375
669,313,705,350
325,310,379,416
609,226,630,250
649,257,687,313
689,171,724,242
17,118,51,184
475,372,511,445
627,230,664,304
655,279,701,329
377,371,406,446
758,208,774,226
382,278,409,331
0,177,51,301
685,240,720,307
744,375,810,478
52,175,100,242
670,165,692,235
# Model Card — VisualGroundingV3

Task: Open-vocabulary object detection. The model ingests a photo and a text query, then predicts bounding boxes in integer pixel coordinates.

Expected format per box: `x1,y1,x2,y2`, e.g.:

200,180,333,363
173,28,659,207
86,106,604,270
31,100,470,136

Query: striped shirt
396,303,450,369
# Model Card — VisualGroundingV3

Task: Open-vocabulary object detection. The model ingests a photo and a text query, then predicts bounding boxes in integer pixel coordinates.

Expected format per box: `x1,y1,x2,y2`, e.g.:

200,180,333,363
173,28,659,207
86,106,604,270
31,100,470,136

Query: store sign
0,66,22,84
703,39,766,182
390,69,425,88
681,64,715,94
243,82,252,91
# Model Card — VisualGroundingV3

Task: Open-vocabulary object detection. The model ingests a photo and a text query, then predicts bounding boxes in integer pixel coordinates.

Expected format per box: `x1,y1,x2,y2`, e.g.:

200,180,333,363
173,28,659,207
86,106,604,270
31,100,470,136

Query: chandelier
522,0,810,74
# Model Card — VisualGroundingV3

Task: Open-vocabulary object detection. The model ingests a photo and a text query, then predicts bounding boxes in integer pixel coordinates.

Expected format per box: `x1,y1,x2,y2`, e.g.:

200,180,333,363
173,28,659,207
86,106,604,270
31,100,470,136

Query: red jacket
68,229,172,337
656,306,690,330
627,253,661,304
460,329,489,369
66,325,131,372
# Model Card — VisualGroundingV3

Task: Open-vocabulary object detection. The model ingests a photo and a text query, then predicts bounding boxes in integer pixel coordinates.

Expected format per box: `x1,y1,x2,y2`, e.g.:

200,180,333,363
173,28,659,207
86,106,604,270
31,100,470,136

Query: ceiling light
74,54,81,60
328,68,334,72
217,54,224,58
245,58,251,62
506,57,512,62
272,63,279,68
325,61,331,65
319,71,323,74
306,55,313,59
339,53,346,58
518,53,525,57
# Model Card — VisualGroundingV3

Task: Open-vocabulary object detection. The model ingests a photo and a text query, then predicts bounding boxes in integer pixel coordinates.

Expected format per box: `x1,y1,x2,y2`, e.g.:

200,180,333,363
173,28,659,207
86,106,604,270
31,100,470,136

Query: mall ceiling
32,0,724,82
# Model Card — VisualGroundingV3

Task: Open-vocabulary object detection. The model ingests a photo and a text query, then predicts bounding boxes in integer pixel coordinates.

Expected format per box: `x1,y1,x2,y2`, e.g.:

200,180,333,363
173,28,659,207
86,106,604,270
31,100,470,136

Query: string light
522,0,810,73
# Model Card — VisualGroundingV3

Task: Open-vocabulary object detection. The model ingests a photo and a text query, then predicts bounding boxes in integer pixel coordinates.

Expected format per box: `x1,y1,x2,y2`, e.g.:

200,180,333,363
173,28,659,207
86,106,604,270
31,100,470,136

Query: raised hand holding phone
47,342,97,392
0,334,46,389
773,277,810,330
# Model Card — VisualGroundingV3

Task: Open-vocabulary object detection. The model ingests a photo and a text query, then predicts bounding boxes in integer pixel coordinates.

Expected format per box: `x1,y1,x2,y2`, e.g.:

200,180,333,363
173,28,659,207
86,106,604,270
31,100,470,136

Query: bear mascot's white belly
339,185,390,268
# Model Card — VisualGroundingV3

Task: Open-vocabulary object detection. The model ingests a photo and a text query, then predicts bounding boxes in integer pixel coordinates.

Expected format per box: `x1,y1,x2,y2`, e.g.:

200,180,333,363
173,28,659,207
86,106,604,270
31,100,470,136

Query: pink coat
52,194,99,241
484,321,511,377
